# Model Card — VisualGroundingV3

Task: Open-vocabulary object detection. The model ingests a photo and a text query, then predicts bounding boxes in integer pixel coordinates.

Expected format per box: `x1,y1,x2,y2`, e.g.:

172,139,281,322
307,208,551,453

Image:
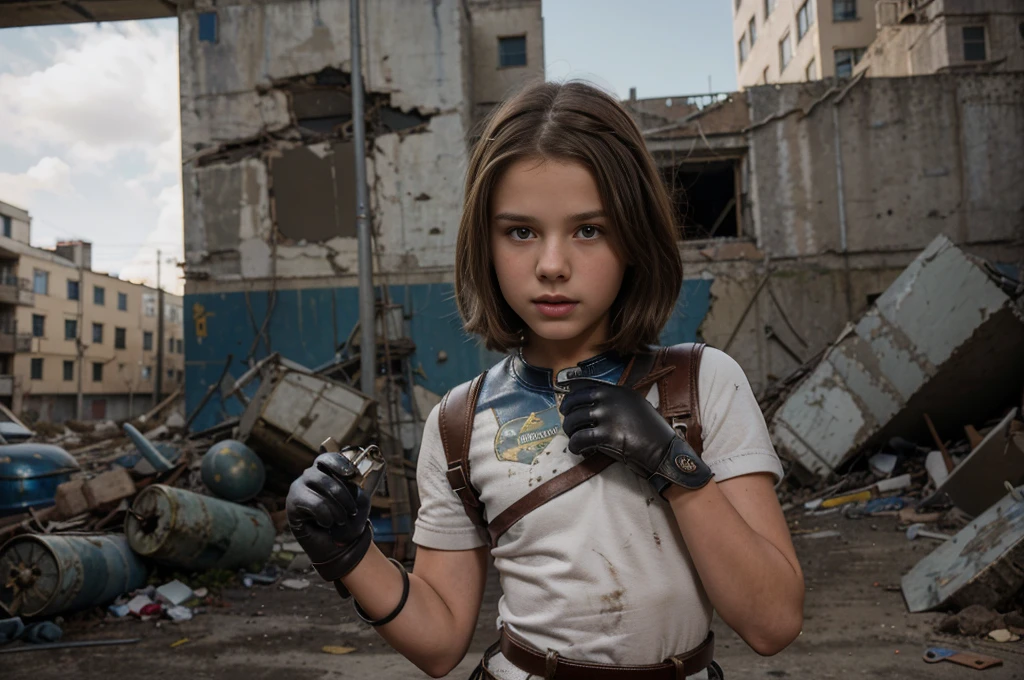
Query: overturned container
125,484,275,571
0,534,148,617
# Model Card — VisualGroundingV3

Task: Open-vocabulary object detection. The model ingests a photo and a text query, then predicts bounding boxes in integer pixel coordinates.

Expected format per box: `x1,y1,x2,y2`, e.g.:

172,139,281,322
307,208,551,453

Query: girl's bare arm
665,473,804,655
340,543,490,677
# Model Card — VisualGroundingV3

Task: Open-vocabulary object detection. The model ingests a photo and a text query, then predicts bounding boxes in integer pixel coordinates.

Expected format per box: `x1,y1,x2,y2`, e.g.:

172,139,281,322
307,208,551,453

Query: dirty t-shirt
412,347,783,677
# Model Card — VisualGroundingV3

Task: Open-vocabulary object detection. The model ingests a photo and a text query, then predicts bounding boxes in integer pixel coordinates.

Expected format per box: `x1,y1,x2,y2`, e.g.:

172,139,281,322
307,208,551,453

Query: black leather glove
286,451,374,583
559,378,714,498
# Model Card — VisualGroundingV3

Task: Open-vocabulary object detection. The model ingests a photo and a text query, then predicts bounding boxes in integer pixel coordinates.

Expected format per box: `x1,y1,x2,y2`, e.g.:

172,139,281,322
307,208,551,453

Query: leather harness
439,344,714,679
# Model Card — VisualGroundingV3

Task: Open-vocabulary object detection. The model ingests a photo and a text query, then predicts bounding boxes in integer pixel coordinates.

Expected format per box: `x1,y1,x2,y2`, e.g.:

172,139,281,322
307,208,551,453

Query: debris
107,604,130,618
0,617,24,644
200,440,265,502
0,637,141,654
170,637,190,648
868,453,898,477
921,409,1024,517
165,411,186,429
987,629,1019,643
82,467,137,510
243,564,281,585
795,530,841,539
125,485,275,571
288,554,312,572
193,587,208,599
898,508,943,524
924,450,949,488
281,541,303,553
770,237,1024,478
965,425,984,450
0,444,80,517
165,606,193,623
123,424,174,472
280,578,310,590
127,595,154,616
322,645,356,655
820,490,872,509
902,485,1024,612
923,647,1002,670
20,621,61,644
0,534,148,617
155,580,193,607
905,523,951,541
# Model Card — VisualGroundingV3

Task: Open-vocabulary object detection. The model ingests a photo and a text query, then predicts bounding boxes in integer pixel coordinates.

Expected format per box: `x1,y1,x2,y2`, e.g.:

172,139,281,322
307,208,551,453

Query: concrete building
857,0,1024,77
733,0,879,86
0,201,184,422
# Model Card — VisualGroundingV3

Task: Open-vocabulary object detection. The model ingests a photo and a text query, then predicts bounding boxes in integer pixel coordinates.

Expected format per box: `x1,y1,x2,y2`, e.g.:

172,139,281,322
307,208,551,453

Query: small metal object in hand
319,437,386,492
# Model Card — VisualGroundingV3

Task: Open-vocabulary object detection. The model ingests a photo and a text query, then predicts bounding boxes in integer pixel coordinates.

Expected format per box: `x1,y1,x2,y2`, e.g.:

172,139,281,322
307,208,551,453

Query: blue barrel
0,444,80,517
125,485,275,571
0,534,148,617
200,440,266,502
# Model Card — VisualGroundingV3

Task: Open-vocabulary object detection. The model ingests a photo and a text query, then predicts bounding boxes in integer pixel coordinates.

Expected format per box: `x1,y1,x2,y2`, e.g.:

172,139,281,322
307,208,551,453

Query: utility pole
75,259,84,420
155,249,164,410
351,0,376,398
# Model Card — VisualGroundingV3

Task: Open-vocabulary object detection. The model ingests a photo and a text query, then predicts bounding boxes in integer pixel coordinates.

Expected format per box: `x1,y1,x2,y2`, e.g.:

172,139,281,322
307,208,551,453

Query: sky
0,1,738,294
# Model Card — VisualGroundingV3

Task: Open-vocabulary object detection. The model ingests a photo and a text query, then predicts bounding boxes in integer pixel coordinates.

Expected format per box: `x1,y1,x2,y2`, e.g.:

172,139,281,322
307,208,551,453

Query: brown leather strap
657,343,706,455
499,626,715,679
439,373,487,532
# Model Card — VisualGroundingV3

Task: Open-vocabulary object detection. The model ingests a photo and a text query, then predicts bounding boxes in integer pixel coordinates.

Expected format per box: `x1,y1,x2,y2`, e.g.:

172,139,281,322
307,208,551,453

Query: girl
287,81,804,679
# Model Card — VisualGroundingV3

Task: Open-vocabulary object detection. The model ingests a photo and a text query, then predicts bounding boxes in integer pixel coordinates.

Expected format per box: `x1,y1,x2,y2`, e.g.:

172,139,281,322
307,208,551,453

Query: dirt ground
6,515,1023,679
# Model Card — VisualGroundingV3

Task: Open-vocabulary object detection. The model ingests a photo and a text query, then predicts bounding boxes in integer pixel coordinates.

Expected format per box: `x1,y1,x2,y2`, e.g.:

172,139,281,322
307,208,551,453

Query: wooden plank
924,413,955,472
937,409,1024,517
965,425,984,450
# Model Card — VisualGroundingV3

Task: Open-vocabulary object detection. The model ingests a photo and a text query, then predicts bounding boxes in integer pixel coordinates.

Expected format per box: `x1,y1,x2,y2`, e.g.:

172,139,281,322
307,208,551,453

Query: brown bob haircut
455,80,683,355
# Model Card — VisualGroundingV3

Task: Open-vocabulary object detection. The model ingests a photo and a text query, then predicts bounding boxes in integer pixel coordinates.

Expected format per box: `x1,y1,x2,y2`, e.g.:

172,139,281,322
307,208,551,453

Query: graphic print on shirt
494,406,562,464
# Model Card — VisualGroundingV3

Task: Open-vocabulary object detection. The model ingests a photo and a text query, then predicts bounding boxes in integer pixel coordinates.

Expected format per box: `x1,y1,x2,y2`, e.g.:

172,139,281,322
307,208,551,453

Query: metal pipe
0,638,141,654
122,423,173,472
351,0,376,398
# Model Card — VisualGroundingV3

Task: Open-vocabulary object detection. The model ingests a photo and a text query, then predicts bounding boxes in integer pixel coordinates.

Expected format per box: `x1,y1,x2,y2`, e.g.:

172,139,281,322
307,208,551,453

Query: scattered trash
193,587,208,599
905,523,951,541
20,621,62,644
868,453,898,477
156,580,193,607
165,606,193,623
127,595,154,616
795,530,842,540
923,647,1002,670
170,637,190,648
108,604,130,618
0,637,141,654
0,617,24,644
987,629,1019,643
322,645,357,655
280,578,310,590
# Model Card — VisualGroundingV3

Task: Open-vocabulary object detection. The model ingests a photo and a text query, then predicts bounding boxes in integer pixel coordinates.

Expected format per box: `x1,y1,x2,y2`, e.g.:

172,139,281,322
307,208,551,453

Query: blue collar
510,348,626,391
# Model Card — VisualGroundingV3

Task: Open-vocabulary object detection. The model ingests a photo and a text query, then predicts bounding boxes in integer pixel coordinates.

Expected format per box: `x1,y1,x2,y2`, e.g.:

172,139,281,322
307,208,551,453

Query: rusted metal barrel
125,484,275,571
0,534,148,617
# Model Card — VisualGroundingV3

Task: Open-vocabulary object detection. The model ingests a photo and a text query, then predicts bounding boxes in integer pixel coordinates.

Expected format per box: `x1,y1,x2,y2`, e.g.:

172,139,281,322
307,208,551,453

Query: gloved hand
559,378,714,497
286,451,374,583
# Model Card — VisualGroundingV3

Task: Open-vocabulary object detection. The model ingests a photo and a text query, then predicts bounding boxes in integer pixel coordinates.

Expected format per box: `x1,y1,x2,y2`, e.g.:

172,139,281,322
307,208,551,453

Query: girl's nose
535,238,571,281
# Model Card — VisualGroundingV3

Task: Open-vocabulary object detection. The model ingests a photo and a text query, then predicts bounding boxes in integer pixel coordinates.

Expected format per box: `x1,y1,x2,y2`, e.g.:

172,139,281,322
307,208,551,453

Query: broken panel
661,159,740,240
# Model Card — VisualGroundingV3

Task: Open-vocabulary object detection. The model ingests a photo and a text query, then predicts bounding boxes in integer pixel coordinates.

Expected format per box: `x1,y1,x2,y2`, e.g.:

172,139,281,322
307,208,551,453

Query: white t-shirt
412,347,783,677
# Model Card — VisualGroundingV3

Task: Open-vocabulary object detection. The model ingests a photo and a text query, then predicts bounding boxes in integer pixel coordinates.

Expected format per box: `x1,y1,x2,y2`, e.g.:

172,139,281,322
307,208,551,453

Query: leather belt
498,626,715,679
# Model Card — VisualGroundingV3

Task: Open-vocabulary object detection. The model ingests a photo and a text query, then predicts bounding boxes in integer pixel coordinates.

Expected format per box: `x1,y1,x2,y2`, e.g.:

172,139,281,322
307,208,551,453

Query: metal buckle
671,417,688,440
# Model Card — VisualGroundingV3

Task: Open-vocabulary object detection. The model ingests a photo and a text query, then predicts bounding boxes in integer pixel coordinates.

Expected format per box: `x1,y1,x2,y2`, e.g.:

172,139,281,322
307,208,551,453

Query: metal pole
155,250,164,410
351,0,376,397
75,260,84,420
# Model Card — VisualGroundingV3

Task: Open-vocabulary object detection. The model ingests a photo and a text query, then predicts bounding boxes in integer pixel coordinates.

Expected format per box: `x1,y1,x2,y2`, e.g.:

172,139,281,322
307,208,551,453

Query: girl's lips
533,301,578,318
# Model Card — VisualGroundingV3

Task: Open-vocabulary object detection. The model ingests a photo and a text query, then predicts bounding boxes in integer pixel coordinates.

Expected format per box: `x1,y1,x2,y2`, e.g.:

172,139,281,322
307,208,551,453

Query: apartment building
0,200,183,422
733,0,879,86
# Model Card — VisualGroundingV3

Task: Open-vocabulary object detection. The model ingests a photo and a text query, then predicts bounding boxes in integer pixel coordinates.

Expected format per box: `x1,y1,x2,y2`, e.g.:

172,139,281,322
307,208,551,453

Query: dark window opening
198,12,218,43
833,0,857,22
662,159,741,241
30,358,42,380
92,323,103,344
498,36,527,68
143,331,153,351
65,319,76,340
963,26,986,62
2,215,11,238
115,327,126,350
92,362,103,382
67,280,79,300
63,360,73,381
93,286,105,305
176,339,183,354
31,314,44,338
117,292,128,311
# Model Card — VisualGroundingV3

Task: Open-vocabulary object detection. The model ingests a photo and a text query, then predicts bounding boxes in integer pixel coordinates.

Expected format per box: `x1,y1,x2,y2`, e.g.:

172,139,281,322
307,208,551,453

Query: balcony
0,276,34,306
0,376,12,397
0,330,13,354
15,333,32,353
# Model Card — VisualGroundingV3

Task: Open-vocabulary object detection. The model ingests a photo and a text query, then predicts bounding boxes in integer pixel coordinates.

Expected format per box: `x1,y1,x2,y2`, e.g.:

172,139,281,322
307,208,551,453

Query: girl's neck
520,319,610,374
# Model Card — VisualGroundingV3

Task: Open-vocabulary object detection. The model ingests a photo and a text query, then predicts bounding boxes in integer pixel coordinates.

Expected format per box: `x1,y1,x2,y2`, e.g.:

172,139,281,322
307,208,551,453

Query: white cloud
118,183,185,295
0,157,74,206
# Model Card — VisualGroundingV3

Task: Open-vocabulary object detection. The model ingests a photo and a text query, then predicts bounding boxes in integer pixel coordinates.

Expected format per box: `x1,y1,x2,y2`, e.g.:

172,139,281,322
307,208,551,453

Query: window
117,292,128,311
168,337,175,353
963,26,986,62
92,323,103,344
92,362,103,382
31,314,44,338
115,327,126,350
177,369,184,381
764,0,776,17
63,360,73,381
30,358,42,380
176,338,183,354
779,33,793,70
198,11,218,42
833,0,857,21
749,16,757,46
498,36,527,68
1,215,10,238
835,47,866,77
93,286,105,305
65,319,77,341
67,280,79,301
168,305,182,324
143,331,153,351
142,293,156,317
168,368,174,379
806,58,817,80
142,365,152,381
739,33,749,63
798,1,815,40
32,269,48,295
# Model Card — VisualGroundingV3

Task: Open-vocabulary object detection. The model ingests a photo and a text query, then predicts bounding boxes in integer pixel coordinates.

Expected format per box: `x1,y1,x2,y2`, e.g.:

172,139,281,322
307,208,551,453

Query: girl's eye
576,225,601,239
509,227,534,241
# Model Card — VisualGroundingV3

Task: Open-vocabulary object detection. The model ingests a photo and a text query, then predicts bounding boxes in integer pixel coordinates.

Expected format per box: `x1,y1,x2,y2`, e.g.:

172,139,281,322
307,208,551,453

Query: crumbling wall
179,0,470,284
747,73,1024,259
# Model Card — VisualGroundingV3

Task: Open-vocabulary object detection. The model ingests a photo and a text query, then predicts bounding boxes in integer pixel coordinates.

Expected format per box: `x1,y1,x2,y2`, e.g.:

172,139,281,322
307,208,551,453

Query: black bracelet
352,558,410,627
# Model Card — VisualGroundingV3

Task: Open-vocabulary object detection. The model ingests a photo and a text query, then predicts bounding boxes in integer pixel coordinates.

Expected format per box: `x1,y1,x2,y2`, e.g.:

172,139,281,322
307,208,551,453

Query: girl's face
490,157,626,357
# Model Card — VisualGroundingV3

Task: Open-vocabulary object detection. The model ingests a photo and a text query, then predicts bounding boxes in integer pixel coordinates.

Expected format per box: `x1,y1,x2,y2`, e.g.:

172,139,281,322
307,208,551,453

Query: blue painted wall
184,279,712,432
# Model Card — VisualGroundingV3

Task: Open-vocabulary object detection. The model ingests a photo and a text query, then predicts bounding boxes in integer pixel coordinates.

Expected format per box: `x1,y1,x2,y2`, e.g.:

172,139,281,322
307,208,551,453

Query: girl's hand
559,378,714,497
